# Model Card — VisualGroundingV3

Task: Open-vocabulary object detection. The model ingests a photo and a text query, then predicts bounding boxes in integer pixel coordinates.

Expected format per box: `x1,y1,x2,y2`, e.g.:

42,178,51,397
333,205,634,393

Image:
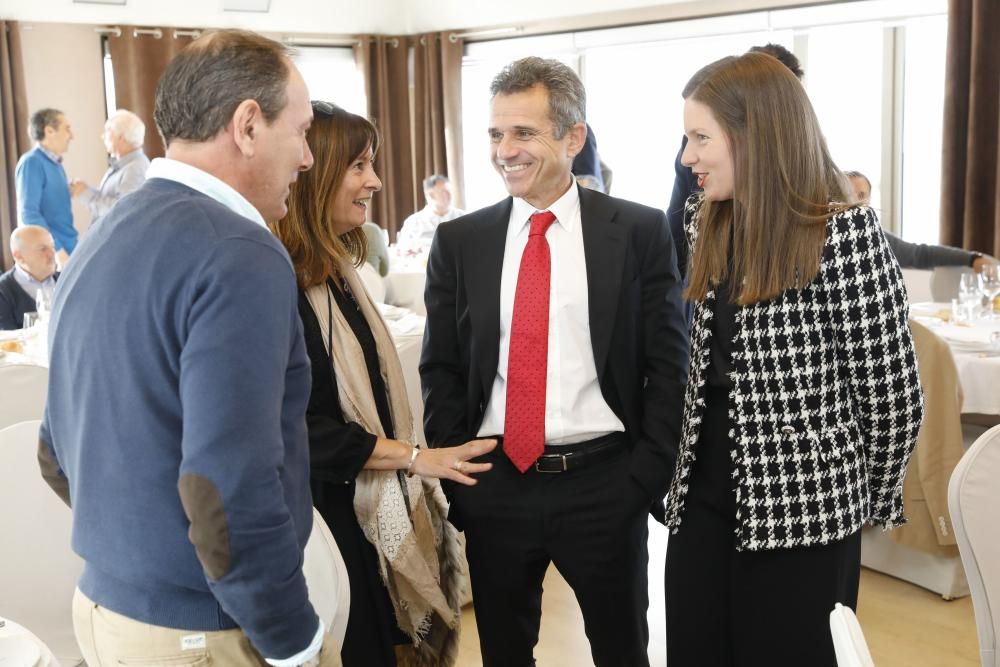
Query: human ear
232,99,263,158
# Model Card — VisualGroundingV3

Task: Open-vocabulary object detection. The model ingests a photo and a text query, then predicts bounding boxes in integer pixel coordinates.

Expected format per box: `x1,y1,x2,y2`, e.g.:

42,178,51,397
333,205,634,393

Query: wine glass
35,288,53,323
979,264,1000,319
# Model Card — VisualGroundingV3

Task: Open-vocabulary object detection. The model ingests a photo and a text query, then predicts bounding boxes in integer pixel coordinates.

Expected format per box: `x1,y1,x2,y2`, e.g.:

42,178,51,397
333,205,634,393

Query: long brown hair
684,52,851,305
271,101,380,289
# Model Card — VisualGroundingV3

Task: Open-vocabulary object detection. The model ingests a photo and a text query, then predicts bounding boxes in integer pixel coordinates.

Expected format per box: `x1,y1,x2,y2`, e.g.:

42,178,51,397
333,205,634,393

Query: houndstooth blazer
664,196,924,551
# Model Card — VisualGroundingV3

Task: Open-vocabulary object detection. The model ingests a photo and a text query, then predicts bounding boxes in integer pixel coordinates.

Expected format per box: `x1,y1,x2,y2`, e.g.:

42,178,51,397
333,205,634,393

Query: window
292,46,367,117
460,0,949,242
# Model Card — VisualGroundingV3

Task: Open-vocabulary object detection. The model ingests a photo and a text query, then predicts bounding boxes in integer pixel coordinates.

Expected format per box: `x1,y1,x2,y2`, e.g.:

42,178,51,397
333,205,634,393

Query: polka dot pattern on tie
504,210,557,473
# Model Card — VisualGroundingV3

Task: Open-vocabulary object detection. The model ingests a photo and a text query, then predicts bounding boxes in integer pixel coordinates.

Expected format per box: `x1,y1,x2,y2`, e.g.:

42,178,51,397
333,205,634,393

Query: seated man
397,174,464,246
0,226,58,330
74,109,150,226
846,170,996,272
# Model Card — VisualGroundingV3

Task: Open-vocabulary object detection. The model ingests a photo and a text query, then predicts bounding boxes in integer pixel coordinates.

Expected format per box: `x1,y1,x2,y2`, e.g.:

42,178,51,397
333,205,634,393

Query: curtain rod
94,26,202,39
449,26,523,42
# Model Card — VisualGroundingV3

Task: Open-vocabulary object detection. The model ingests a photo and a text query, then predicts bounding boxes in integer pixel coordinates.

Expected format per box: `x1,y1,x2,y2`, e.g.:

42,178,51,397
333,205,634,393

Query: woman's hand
410,439,497,485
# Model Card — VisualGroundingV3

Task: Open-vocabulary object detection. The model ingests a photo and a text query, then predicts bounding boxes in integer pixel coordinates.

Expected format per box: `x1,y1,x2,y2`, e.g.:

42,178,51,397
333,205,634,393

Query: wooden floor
454,520,980,666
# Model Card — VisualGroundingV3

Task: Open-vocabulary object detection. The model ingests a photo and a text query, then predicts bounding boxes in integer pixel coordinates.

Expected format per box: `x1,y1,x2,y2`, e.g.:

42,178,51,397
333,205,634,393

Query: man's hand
972,255,997,274
69,179,87,197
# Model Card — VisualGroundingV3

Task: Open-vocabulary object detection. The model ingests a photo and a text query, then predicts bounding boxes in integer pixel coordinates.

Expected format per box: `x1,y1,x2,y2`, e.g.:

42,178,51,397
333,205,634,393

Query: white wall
19,22,109,236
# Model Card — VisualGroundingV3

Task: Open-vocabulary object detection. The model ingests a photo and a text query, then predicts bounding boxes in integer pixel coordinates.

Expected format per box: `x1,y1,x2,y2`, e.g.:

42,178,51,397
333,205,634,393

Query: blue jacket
39,178,318,659
15,146,77,254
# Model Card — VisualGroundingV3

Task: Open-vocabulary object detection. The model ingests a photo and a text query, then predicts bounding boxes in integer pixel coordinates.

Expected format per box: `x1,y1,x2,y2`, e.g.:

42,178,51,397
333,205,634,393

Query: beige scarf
304,260,463,667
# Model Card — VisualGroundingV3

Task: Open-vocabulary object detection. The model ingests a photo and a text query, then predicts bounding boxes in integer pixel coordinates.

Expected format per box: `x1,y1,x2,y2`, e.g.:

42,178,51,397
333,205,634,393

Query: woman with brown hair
663,53,923,665
271,101,495,667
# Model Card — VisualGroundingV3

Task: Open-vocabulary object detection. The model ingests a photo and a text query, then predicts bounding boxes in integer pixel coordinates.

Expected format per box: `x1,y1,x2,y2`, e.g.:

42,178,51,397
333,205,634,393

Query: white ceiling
0,0,830,37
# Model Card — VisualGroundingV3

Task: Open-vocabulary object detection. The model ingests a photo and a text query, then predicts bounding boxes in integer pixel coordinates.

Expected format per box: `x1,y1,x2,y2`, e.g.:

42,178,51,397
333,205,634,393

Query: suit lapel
580,187,626,378
465,198,513,399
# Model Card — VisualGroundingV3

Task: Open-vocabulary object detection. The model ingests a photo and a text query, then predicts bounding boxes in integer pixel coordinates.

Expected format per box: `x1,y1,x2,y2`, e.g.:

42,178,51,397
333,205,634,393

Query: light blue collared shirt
13,264,56,305
145,158,268,229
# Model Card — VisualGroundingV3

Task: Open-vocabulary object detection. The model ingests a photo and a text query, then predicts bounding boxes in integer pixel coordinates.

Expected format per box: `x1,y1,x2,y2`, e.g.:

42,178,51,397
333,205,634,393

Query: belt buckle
535,453,568,473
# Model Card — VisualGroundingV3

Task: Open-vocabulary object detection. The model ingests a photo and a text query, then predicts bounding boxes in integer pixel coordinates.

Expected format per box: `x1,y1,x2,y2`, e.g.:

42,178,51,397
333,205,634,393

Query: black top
298,279,406,665
707,263,738,390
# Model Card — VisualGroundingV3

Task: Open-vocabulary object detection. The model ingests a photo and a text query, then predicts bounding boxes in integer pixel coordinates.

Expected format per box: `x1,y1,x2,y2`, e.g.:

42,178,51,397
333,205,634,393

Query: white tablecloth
382,304,427,444
911,303,1000,415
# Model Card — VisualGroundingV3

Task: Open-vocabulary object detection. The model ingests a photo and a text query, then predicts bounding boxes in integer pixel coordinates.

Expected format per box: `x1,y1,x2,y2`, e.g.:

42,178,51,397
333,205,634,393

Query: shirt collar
146,157,267,229
36,144,63,165
14,264,55,287
510,180,580,235
111,149,146,169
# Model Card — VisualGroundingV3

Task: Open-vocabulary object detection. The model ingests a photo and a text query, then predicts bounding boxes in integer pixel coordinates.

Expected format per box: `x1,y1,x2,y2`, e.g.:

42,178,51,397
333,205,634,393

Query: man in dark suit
0,226,58,329
419,56,689,666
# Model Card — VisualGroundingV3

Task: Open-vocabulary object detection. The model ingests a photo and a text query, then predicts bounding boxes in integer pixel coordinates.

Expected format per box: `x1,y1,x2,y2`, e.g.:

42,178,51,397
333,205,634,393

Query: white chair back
0,616,62,666
830,603,876,667
901,268,934,304
930,266,973,303
0,420,84,665
0,363,48,430
949,424,1000,667
302,507,351,652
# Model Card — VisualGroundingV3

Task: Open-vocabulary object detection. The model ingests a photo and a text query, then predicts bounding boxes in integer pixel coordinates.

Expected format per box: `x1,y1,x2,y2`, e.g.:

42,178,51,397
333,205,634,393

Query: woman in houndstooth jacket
664,52,924,666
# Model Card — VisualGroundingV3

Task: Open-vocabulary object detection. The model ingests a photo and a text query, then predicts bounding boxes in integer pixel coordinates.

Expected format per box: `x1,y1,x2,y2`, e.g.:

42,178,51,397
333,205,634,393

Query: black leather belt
533,434,625,473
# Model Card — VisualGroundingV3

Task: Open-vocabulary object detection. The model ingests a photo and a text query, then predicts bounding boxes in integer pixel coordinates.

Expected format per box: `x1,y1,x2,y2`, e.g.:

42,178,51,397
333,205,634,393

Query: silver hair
106,109,146,148
490,56,585,139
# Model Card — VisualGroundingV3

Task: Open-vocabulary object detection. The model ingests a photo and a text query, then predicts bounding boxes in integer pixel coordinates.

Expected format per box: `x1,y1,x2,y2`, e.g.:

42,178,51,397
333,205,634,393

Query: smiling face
488,84,584,210
331,145,382,237
681,98,735,202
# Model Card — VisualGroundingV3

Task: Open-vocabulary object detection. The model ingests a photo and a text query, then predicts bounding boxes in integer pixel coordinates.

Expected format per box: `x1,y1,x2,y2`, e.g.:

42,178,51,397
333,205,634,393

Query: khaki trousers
72,589,342,666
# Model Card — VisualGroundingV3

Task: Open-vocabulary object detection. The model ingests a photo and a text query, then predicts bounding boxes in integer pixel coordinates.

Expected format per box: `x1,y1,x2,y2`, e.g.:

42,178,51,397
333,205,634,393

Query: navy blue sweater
40,178,318,658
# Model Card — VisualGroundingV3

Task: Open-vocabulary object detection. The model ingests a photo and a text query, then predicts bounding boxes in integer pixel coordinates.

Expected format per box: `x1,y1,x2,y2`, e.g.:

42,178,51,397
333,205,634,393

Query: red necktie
504,210,557,472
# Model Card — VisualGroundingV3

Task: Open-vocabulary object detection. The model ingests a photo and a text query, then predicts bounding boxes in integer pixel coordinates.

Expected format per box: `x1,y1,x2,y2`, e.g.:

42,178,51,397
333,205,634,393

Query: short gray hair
490,57,585,139
106,109,146,148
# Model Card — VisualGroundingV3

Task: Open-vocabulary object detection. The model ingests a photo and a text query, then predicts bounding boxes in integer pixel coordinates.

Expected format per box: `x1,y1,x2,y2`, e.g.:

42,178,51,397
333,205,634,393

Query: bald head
12,226,57,281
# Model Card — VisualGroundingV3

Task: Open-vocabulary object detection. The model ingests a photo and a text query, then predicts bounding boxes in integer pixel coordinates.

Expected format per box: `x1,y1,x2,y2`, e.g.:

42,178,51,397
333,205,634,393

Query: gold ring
453,460,464,472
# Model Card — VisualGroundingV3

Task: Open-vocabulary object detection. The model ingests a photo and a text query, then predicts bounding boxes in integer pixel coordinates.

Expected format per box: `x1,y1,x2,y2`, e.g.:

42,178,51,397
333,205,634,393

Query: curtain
0,20,28,271
355,36,413,243
412,32,465,210
939,0,1000,256
107,28,197,160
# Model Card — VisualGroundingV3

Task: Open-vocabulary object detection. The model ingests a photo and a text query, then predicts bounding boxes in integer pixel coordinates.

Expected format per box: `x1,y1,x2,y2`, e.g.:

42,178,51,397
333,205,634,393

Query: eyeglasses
312,100,338,116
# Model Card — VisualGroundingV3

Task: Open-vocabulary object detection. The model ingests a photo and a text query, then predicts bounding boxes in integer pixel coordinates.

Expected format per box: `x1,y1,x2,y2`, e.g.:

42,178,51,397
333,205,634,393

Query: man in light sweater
38,30,340,667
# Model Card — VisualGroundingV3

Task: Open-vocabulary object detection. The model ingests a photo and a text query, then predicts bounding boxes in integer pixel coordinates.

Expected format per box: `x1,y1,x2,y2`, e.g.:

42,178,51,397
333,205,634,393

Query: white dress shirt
478,183,624,445
146,158,268,229
397,205,465,246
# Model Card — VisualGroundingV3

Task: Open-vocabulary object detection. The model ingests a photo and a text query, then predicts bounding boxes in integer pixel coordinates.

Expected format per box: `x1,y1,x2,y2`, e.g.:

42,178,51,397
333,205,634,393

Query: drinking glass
22,312,40,330
979,265,1000,319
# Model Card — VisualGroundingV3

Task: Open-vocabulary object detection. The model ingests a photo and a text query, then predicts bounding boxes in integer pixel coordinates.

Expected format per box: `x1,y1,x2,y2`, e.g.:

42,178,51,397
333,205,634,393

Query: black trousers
665,387,862,667
450,437,651,667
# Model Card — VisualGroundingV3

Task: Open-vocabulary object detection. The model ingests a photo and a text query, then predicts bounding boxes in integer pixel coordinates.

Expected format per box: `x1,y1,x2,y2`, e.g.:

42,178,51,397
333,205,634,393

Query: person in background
74,109,151,226
571,122,606,192
362,221,390,276
667,43,805,286
420,56,689,666
15,108,78,267
665,52,923,666
0,226,57,330
38,30,341,666
846,170,996,273
397,174,464,246
271,100,495,667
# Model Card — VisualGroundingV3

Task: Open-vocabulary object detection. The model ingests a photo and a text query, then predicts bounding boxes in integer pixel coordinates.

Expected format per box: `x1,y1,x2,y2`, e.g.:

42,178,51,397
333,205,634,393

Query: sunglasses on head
311,100,339,115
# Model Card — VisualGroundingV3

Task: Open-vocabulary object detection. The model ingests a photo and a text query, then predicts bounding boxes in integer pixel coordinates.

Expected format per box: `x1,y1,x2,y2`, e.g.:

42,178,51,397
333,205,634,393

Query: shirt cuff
264,619,324,667
79,186,97,204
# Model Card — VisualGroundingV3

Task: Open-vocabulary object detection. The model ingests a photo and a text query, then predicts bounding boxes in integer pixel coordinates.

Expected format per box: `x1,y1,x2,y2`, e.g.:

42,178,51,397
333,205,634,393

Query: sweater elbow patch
178,474,232,580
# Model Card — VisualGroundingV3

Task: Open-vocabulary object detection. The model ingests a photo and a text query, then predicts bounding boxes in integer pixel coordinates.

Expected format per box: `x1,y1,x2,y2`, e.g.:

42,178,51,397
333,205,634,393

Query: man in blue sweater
39,30,340,667
15,108,78,265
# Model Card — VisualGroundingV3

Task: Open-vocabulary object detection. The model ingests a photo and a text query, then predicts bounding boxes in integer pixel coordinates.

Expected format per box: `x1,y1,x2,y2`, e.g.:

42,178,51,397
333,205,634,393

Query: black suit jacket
0,267,58,330
419,185,690,515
